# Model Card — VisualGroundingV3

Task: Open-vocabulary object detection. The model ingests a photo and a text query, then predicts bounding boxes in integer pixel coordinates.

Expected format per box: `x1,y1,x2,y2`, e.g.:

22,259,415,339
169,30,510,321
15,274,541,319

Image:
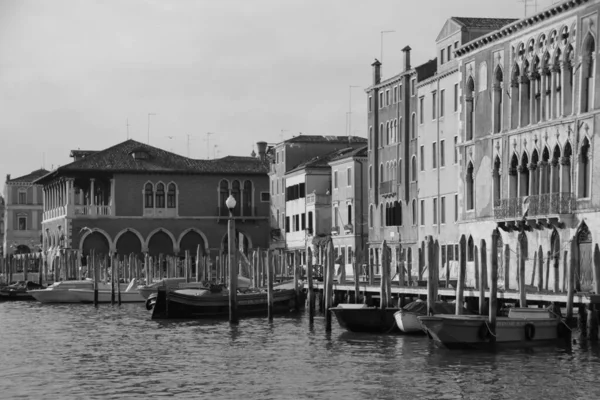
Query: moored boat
29,280,128,303
68,288,145,303
0,281,45,301
138,276,252,300
394,300,471,334
330,304,400,333
149,285,297,319
418,307,567,348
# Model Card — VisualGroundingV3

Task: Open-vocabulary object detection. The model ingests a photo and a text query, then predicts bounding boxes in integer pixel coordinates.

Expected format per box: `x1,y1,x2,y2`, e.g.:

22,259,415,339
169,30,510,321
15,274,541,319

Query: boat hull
68,289,145,303
330,306,400,333
394,310,425,334
418,314,563,349
151,287,297,319
29,281,128,304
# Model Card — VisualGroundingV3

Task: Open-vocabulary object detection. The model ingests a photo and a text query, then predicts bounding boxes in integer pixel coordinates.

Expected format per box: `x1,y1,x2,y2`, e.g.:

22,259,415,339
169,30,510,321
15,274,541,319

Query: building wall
455,1,600,291
3,182,43,255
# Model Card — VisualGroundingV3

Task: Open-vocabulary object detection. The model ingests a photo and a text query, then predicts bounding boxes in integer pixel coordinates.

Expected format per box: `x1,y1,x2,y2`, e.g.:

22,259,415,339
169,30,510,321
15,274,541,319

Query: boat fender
524,323,536,341
145,297,155,311
478,322,491,340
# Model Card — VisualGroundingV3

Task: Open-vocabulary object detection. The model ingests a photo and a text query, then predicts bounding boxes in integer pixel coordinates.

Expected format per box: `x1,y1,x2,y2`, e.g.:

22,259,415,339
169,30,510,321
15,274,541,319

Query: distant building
454,0,597,292
3,169,49,255
34,139,271,259
0,195,5,256
268,135,368,252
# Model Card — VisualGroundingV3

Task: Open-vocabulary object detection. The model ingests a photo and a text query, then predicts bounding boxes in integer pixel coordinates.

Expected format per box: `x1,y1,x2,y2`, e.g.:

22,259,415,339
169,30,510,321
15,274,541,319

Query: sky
0,0,559,191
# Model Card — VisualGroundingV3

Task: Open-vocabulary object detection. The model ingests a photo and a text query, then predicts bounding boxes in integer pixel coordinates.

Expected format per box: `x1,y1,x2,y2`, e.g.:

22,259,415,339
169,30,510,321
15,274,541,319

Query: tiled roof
452,17,518,30
34,140,267,183
328,145,368,162
285,135,367,144
7,169,50,184
70,150,99,158
288,147,361,173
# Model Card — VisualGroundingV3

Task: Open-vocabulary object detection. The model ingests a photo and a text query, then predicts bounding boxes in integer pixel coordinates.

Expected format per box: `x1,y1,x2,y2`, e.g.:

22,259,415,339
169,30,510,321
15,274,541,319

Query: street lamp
226,194,238,323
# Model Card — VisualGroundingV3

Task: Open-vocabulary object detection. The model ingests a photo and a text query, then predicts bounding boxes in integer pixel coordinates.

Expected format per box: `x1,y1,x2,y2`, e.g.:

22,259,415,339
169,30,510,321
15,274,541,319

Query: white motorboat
394,300,468,334
29,280,130,304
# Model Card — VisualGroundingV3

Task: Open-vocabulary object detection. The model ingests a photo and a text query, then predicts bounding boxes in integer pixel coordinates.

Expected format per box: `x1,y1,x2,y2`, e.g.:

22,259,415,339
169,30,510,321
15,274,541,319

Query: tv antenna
205,132,216,159
186,134,200,158
213,144,220,159
517,0,538,17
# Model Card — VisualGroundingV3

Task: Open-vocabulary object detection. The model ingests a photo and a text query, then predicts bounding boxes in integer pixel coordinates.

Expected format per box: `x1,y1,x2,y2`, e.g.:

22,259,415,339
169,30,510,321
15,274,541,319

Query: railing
96,205,111,216
43,206,66,220
75,205,91,215
379,180,394,196
493,192,575,220
306,193,331,206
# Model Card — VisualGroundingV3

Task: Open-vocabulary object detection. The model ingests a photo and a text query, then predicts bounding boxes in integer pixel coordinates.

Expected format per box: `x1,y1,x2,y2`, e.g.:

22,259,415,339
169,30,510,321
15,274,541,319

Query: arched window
532,56,542,123
379,204,384,228
386,121,390,145
552,48,562,118
578,138,591,198
243,180,253,216
232,180,241,216
397,159,402,184
379,123,384,146
520,60,531,126
155,183,165,208
219,179,229,216
465,77,475,140
509,153,519,198
510,64,521,129
167,183,176,208
395,201,402,226
369,165,373,189
563,44,574,115
551,145,561,193
466,162,474,210
520,153,529,197
379,163,384,184
369,205,374,228
493,156,501,205
493,67,503,133
531,149,539,196
562,141,572,192
411,113,416,139
411,156,417,182
398,117,402,141
581,34,596,113
144,183,154,208
369,126,373,149
541,147,550,194
394,119,398,143
411,199,417,225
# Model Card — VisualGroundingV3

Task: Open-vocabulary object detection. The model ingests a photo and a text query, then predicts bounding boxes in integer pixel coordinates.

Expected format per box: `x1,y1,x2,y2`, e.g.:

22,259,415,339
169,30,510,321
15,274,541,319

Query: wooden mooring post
325,240,334,331
117,258,122,306
479,240,487,315
293,251,299,312
380,240,389,309
267,249,274,321
567,240,575,320
456,235,466,315
489,230,499,343
93,252,99,307
353,255,360,304
111,254,116,305
307,244,315,318
426,237,435,315
228,217,238,324
518,233,527,308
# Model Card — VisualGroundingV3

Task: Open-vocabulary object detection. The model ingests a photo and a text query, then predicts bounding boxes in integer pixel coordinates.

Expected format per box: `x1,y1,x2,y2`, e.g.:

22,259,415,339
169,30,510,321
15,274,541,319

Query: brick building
34,139,271,259
3,169,48,255
454,0,600,293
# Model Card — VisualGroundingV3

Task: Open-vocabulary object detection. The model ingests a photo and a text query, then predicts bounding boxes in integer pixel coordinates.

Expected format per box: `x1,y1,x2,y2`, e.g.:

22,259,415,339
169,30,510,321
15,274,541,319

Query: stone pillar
90,179,95,206
493,83,502,133
541,68,549,121
529,72,538,124
560,62,570,116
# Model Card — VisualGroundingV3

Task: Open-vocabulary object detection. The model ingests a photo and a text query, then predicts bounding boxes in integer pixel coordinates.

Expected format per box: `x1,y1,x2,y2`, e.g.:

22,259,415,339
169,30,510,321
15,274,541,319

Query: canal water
1,302,599,400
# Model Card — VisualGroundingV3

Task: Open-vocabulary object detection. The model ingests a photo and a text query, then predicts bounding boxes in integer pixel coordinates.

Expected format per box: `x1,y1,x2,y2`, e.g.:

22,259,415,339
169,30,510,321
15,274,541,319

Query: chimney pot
371,59,382,85
402,45,412,71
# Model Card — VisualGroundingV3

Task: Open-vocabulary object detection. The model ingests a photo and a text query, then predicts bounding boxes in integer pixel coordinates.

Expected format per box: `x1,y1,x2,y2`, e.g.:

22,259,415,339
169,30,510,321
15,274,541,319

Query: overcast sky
0,0,558,190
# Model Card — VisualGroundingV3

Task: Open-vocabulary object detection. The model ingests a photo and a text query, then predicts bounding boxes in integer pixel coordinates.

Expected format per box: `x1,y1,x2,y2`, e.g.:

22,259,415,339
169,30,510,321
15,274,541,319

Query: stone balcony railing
493,192,575,220
43,205,114,221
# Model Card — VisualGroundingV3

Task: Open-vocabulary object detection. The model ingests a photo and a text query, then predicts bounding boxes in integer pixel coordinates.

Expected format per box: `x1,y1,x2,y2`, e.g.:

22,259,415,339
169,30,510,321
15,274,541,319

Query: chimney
371,59,381,85
256,141,267,161
5,174,10,183
402,45,412,71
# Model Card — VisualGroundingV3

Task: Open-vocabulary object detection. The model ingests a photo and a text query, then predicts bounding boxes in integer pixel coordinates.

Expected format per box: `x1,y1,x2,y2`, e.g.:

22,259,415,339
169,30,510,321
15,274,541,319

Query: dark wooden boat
149,285,298,320
0,281,46,301
330,304,400,333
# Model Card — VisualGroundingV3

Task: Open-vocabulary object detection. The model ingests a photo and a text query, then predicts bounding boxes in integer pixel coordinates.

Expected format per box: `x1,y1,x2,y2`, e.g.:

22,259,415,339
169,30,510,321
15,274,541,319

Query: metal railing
493,192,575,220
306,193,331,205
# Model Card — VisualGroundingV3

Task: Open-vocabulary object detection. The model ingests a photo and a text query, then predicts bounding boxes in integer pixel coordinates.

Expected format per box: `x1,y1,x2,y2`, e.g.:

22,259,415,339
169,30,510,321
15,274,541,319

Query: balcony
344,223,353,234
493,193,575,229
306,193,331,206
331,226,340,235
379,180,396,197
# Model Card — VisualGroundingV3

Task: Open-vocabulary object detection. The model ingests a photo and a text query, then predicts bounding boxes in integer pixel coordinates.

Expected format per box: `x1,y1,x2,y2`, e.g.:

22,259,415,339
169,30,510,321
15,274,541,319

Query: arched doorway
148,231,174,257
115,231,142,257
82,232,110,257
577,223,593,292
179,230,206,257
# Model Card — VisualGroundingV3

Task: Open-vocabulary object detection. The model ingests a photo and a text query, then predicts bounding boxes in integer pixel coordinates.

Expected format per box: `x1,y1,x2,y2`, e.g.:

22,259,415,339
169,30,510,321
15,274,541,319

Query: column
560,62,569,116
540,68,549,121
529,72,538,124
528,162,538,196
493,83,502,133
90,178,96,216
109,178,115,216
550,66,559,119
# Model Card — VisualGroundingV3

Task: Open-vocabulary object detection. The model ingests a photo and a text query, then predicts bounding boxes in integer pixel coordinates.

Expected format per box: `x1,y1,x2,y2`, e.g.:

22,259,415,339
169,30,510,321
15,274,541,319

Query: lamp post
226,194,238,323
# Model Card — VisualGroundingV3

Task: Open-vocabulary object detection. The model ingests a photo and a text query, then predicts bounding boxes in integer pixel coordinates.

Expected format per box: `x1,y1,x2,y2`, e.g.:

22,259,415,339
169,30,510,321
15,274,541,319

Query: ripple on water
1,301,600,399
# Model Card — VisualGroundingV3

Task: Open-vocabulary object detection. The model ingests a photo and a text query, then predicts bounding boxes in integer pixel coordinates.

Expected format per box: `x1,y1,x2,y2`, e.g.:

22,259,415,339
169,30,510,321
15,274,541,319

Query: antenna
186,134,200,158
213,144,219,159
205,132,216,159
348,85,360,136
517,0,537,17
